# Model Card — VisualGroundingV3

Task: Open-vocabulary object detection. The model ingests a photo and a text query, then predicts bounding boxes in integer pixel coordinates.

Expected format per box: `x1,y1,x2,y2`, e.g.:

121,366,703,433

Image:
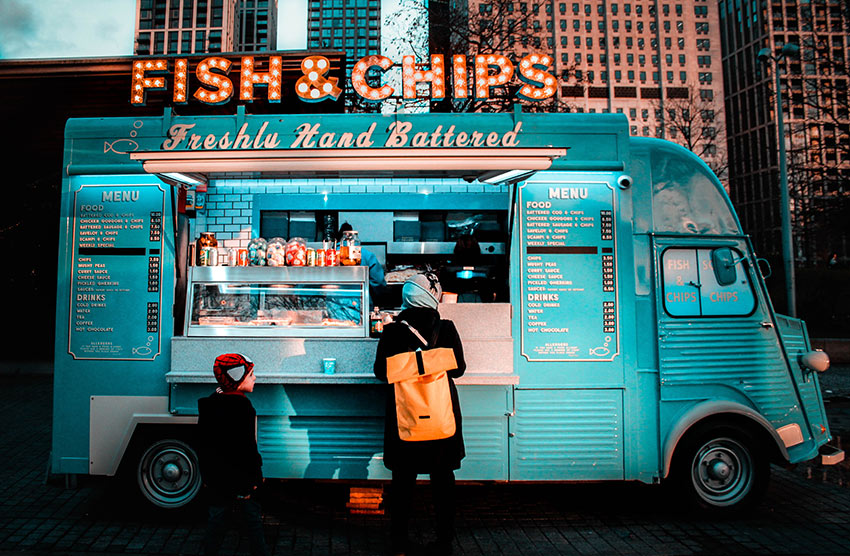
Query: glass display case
185,266,368,337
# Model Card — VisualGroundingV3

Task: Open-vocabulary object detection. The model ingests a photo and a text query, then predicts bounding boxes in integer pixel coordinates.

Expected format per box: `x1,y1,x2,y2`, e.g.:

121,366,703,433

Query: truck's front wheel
136,438,202,509
671,423,769,512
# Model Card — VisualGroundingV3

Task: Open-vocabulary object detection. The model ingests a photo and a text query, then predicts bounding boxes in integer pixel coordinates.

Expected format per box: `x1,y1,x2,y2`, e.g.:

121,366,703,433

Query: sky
0,0,309,60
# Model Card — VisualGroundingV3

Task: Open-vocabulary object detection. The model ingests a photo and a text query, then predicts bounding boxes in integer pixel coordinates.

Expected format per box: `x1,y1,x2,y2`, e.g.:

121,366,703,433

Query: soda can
227,247,239,267
208,247,219,266
316,249,326,266
199,246,214,266
236,248,249,266
306,248,317,266
325,249,338,266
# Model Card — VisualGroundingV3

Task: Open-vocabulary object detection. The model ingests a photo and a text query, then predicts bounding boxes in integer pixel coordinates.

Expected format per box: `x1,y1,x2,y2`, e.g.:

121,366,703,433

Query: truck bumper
820,443,845,465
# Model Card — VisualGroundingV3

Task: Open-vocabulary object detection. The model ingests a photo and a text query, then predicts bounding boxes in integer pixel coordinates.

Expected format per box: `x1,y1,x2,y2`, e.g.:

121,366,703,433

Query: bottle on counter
340,230,361,266
196,232,218,266
370,307,383,337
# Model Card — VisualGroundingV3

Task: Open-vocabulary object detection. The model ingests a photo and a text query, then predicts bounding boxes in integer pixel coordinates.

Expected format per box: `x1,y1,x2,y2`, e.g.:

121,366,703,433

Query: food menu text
519,181,618,361
68,185,165,360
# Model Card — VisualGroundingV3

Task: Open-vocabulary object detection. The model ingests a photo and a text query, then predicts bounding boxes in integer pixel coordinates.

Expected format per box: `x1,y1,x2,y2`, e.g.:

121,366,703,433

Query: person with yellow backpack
373,271,466,556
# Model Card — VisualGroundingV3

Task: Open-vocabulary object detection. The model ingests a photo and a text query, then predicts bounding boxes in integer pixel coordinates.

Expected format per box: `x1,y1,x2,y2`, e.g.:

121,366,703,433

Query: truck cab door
654,238,821,463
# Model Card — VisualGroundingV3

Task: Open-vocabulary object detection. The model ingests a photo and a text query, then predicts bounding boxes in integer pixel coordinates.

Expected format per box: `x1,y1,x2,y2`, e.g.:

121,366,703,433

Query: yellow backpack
385,320,458,442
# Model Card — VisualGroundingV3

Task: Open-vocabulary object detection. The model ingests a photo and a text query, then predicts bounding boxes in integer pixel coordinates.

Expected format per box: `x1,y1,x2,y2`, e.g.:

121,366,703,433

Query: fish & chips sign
131,52,558,107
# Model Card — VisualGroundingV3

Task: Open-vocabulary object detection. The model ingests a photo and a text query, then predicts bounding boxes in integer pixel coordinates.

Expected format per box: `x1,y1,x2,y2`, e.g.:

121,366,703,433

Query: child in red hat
197,353,269,556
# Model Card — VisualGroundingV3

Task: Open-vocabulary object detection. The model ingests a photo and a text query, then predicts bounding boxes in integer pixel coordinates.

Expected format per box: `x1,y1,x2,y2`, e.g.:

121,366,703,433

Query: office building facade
720,0,850,265
235,0,278,52
135,0,277,55
307,0,382,73
462,1,726,176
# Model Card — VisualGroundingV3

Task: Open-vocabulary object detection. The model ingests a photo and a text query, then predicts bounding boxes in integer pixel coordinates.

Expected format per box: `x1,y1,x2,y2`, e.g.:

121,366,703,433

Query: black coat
373,307,466,472
197,392,263,496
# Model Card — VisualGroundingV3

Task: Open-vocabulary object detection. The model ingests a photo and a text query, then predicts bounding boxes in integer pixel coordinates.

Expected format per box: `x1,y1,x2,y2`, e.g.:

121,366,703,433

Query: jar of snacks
196,232,217,266
247,237,268,266
266,237,287,266
340,230,361,266
285,237,307,266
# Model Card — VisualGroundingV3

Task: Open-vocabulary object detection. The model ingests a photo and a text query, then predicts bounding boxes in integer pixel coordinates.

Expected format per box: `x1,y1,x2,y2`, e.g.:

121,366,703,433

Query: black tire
670,423,770,513
135,437,202,509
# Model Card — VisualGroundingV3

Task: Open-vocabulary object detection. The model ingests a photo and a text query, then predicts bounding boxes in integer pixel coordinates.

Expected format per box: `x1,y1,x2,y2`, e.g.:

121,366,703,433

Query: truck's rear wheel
136,438,202,509
671,423,769,512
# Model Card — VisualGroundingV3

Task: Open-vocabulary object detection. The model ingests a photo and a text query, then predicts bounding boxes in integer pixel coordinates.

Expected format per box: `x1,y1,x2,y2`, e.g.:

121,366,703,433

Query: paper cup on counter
441,292,458,303
322,358,336,374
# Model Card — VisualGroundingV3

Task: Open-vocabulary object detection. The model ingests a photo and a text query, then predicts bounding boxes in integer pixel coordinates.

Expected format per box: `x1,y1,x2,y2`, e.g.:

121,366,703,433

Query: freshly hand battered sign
130,53,557,106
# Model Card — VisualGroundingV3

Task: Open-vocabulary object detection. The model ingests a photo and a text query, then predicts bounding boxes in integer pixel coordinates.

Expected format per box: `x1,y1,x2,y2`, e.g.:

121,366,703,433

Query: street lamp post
758,43,799,317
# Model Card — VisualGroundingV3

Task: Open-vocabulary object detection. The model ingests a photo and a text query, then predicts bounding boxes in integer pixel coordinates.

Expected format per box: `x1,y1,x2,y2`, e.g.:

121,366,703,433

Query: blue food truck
53,108,843,512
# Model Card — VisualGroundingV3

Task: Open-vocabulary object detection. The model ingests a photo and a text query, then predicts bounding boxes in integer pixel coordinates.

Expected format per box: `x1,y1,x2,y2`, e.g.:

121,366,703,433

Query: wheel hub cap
707,458,731,481
162,462,181,482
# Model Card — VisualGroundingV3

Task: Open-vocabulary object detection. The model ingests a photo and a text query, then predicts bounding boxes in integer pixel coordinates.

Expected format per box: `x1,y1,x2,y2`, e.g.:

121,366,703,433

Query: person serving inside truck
338,222,387,306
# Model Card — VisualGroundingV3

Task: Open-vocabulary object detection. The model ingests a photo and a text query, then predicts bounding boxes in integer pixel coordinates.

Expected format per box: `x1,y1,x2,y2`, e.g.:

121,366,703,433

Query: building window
698,72,713,84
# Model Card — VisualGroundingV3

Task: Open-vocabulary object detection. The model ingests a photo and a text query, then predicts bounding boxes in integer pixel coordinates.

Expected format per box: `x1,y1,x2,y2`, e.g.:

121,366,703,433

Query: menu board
68,184,165,360
519,180,618,361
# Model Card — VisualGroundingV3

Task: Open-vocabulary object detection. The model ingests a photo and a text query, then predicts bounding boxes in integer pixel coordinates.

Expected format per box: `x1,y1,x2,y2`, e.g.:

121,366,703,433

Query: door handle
760,321,774,329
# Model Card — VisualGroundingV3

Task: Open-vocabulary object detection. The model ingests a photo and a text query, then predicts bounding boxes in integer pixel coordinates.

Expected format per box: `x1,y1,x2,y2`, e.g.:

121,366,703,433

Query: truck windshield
650,143,740,235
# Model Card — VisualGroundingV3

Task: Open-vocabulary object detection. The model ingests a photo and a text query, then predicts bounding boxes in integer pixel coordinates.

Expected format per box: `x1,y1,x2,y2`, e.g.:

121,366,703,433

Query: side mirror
756,258,772,279
711,247,738,286
800,350,830,373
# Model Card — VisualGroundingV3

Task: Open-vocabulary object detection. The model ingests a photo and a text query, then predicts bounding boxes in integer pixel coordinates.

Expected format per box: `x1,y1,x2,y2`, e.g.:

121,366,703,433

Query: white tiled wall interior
196,177,508,248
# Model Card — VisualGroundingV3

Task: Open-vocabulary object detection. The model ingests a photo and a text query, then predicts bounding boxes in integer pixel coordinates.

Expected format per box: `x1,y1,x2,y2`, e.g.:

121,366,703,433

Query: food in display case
266,237,287,266
285,237,307,266
185,266,369,337
247,237,268,266
340,230,361,265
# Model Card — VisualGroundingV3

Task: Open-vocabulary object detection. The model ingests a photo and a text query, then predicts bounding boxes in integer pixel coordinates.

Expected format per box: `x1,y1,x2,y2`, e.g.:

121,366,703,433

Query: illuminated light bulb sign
295,56,342,102
402,54,445,100
173,59,188,104
517,54,557,100
452,55,469,99
240,56,283,102
194,57,233,105
130,59,168,105
474,54,514,99
350,55,394,102
128,52,558,106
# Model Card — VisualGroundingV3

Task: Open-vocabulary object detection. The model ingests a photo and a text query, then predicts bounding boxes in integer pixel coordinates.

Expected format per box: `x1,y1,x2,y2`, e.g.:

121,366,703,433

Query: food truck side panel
53,170,176,475
508,164,659,481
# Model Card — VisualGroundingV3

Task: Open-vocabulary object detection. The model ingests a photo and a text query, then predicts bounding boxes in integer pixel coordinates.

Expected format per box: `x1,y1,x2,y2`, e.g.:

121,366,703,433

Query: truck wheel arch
90,395,198,477
661,401,789,479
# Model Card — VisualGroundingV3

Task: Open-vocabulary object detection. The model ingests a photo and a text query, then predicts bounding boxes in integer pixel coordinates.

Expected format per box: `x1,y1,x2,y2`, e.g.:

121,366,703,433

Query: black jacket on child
197,392,263,496
373,306,466,472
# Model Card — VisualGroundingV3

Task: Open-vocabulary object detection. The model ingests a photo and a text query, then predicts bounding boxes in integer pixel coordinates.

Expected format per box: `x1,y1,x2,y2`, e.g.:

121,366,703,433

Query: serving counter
166,300,516,480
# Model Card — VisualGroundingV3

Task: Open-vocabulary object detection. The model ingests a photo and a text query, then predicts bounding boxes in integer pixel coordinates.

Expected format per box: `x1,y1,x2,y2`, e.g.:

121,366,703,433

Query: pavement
0,369,848,556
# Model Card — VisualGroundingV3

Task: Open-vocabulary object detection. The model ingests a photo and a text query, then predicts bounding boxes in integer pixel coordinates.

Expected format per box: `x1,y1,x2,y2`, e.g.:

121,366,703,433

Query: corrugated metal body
776,316,830,444
659,318,801,425
457,416,509,480
511,389,624,480
257,415,386,480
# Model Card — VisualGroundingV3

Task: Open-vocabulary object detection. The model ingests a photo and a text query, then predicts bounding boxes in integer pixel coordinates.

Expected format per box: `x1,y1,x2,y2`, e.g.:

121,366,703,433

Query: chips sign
130,53,557,107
